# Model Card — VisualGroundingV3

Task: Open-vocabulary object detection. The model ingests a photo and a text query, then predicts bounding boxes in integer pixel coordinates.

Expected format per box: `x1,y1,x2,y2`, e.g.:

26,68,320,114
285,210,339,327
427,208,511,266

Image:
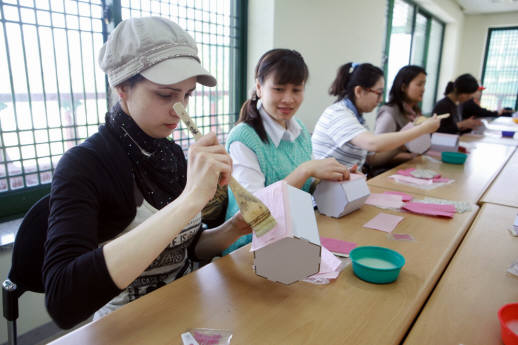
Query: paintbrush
173,102,277,237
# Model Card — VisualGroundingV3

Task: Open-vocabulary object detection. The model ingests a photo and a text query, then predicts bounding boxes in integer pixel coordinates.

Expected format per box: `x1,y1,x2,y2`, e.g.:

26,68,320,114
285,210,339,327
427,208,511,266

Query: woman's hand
420,114,442,134
183,132,233,208
302,158,351,181
228,212,253,237
458,116,483,130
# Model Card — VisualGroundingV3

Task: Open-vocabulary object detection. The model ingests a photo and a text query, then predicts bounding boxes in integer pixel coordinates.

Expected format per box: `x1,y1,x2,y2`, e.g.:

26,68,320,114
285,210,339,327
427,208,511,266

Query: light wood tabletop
481,149,518,208
404,203,518,345
367,142,515,203
49,186,477,345
461,133,518,147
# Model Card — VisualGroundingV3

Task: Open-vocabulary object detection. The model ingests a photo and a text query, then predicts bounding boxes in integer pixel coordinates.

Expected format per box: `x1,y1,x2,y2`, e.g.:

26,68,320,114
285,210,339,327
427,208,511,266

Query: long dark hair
443,73,479,96
329,62,384,107
387,65,426,114
237,49,309,143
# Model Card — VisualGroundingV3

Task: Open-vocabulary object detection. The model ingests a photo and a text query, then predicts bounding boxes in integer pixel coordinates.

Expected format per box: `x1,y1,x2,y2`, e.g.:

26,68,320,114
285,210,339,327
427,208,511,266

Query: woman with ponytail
222,49,352,255
312,62,442,173
433,73,483,134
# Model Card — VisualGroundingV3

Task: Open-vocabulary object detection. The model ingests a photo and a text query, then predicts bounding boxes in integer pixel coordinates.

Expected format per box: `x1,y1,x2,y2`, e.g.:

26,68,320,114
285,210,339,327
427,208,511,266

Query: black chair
2,195,50,345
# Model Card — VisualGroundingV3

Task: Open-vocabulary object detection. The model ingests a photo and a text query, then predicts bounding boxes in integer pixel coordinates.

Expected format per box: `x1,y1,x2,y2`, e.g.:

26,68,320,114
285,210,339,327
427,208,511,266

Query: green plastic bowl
441,151,467,165
349,246,405,284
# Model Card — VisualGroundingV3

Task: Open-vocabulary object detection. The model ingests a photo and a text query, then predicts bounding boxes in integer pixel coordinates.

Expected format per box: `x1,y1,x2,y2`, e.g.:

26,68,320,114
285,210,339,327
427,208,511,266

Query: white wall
247,0,466,131
459,11,518,79
248,0,386,131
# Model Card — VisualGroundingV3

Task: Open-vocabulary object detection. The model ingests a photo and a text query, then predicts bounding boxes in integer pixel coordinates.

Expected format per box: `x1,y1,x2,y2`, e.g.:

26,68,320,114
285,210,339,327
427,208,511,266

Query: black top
433,96,466,134
43,106,200,329
459,98,498,119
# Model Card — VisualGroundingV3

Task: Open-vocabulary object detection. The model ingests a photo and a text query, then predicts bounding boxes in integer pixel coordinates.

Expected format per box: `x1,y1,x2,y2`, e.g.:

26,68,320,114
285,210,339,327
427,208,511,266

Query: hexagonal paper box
313,173,370,218
251,180,321,284
430,132,459,152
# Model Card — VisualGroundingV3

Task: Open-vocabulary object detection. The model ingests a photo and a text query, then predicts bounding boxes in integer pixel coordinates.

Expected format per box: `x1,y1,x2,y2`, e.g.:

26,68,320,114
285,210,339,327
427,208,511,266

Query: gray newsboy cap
98,16,216,87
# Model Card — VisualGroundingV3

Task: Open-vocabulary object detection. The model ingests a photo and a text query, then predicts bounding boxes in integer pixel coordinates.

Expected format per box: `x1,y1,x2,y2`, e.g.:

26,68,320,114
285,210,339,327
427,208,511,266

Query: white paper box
401,122,431,154
251,181,321,285
313,174,370,218
430,132,459,152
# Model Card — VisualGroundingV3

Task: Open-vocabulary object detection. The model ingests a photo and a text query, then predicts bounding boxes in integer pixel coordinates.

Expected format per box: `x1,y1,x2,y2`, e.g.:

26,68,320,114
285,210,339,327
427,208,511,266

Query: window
481,27,518,111
0,0,246,220
383,0,445,114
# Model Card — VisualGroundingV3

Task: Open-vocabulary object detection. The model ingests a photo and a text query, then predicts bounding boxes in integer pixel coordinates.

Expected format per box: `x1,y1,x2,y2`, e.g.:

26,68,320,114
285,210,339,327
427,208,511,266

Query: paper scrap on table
418,197,473,213
303,246,348,285
402,202,456,218
389,233,415,241
383,191,413,202
363,213,404,233
507,259,518,277
320,237,357,257
365,193,404,209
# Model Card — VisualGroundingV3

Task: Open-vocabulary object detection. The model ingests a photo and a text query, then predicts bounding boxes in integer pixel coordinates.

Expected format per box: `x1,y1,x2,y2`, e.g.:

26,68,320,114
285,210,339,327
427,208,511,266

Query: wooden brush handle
173,103,203,141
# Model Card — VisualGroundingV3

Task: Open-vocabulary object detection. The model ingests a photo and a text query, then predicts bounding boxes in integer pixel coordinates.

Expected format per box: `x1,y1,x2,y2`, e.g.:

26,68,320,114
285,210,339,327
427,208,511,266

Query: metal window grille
0,0,245,219
481,27,518,111
383,0,445,114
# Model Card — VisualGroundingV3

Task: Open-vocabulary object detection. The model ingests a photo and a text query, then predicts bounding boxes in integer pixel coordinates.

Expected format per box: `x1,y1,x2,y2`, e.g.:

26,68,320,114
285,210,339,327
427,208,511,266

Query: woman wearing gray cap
42,16,251,329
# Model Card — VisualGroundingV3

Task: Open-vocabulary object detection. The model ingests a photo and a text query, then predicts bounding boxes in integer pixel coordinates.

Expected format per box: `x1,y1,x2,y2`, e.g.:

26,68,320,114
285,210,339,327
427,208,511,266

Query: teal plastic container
349,246,405,284
441,151,467,165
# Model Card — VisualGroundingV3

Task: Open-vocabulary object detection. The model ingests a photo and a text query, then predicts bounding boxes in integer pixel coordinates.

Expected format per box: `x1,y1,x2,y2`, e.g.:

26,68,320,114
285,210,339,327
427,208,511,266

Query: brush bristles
252,215,277,237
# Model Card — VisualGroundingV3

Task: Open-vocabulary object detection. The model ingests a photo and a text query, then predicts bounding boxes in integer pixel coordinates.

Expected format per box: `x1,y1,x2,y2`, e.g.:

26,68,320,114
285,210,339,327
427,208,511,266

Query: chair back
8,194,50,293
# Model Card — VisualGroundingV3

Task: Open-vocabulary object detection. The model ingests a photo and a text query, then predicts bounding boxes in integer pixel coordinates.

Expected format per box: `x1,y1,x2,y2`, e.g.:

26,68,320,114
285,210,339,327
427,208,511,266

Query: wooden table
368,143,515,203
404,203,518,345
481,149,518,208
50,187,477,345
461,133,518,147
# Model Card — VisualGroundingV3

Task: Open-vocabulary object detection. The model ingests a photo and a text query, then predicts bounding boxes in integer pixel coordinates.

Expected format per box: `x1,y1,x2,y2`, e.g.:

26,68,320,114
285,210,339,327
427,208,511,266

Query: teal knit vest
224,120,313,221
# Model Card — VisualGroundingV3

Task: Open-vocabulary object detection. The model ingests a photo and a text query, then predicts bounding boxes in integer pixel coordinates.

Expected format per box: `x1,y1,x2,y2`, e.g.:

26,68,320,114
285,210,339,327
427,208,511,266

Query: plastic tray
441,151,467,165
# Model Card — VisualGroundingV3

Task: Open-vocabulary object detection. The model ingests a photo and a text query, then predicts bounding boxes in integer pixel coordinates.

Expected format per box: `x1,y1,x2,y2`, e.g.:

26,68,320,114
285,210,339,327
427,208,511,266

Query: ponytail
237,91,268,142
444,74,479,96
329,62,384,105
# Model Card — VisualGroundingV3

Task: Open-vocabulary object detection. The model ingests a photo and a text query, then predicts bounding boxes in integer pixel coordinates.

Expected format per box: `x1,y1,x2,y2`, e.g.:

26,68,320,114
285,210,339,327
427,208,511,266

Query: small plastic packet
387,233,415,241
181,328,233,345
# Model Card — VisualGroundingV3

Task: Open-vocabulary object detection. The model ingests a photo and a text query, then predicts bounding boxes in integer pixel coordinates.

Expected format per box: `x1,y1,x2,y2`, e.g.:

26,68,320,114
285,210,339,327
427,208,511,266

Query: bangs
271,56,308,86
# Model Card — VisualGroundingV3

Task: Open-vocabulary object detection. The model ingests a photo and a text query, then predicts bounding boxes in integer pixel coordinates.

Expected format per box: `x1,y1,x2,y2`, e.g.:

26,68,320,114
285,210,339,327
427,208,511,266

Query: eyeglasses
366,88,384,99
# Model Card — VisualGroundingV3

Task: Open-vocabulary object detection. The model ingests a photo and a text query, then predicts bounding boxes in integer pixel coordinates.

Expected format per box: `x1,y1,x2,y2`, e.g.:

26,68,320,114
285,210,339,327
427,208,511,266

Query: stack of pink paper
402,201,456,218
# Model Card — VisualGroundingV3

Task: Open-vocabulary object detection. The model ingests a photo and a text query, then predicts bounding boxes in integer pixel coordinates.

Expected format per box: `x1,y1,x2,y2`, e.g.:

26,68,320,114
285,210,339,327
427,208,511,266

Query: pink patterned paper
320,237,357,255
402,202,456,218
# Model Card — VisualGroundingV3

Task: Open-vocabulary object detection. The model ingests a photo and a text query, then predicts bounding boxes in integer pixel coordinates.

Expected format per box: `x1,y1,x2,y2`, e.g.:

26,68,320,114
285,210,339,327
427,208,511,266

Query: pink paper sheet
320,237,357,255
383,191,413,202
365,193,405,209
363,213,404,233
251,181,291,251
402,201,456,218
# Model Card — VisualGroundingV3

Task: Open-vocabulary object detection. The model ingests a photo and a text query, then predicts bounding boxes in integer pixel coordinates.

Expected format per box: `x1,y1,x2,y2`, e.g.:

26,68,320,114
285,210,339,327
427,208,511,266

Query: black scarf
105,103,187,210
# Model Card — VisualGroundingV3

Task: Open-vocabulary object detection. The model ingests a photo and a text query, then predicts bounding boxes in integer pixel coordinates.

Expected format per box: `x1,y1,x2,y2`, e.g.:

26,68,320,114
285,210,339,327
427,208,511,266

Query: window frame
480,26,518,111
0,0,248,221
382,0,445,113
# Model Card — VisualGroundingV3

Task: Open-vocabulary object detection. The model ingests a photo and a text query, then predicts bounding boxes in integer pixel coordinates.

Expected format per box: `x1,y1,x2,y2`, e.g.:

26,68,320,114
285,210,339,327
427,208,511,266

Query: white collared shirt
228,103,303,193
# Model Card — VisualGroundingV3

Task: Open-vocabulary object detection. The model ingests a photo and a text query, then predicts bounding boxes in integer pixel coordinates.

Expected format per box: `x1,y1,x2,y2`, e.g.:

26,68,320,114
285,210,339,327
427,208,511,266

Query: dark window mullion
1,5,27,190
